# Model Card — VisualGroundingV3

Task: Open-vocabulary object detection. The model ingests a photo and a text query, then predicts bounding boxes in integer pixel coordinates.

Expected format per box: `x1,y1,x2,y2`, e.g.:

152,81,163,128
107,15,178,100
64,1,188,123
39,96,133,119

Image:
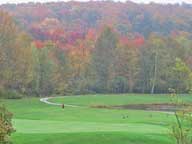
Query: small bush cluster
0,90,23,99
0,105,15,144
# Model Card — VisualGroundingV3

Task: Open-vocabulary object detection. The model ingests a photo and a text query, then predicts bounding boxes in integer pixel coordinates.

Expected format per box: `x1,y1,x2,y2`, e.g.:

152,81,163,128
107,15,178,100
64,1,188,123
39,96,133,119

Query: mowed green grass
3,94,192,144
50,94,192,106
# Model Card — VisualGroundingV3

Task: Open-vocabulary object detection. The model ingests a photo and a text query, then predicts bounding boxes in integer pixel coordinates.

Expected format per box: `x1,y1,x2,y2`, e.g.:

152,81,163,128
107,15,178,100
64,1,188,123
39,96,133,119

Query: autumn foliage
0,1,192,97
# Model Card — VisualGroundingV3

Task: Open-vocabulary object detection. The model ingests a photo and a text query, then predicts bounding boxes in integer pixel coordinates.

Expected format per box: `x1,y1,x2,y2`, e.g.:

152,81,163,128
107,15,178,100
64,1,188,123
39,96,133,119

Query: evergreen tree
92,27,118,92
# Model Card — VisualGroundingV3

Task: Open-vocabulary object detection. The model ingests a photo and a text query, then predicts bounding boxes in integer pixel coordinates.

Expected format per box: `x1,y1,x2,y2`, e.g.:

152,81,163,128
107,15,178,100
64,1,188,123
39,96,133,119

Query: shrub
0,105,15,143
0,90,23,99
169,89,192,144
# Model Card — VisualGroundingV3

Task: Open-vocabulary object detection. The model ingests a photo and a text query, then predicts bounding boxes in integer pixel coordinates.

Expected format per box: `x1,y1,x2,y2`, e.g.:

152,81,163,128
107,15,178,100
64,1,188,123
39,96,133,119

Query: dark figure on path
61,104,65,109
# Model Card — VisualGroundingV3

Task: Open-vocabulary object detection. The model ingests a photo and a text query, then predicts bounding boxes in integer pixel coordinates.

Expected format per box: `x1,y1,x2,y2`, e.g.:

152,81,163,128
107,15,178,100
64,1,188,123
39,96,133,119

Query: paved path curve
40,97,82,108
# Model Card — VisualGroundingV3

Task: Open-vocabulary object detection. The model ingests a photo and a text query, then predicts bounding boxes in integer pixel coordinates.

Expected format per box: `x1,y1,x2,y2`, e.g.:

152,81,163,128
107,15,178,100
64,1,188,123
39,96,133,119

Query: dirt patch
91,103,191,112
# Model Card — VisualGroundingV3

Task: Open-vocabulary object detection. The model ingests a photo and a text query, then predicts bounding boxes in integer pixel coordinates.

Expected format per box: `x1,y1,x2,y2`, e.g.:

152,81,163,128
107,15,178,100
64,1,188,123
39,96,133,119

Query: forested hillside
0,1,192,97
2,1,192,37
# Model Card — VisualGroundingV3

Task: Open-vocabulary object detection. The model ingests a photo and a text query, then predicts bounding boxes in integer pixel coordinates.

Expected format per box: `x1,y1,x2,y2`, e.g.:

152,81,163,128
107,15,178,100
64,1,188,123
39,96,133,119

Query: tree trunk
151,49,158,94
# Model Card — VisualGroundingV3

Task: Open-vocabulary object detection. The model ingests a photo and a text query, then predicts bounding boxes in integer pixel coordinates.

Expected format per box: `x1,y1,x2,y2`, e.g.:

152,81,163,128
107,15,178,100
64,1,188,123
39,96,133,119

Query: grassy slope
50,94,192,106
4,94,192,144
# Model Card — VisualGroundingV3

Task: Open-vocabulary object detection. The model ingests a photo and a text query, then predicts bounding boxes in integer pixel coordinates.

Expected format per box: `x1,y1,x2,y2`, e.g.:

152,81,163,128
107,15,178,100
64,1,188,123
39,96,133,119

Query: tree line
0,10,192,98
